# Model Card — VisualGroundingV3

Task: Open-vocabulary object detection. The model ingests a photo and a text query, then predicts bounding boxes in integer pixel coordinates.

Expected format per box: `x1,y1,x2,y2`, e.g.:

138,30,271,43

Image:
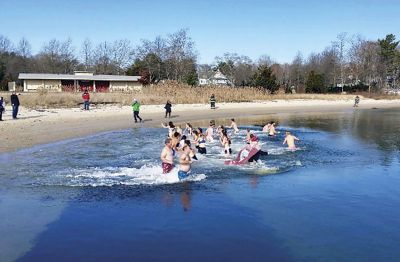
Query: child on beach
283,131,300,149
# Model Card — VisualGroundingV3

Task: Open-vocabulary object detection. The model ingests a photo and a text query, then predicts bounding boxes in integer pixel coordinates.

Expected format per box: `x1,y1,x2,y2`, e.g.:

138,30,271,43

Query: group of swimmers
160,118,300,180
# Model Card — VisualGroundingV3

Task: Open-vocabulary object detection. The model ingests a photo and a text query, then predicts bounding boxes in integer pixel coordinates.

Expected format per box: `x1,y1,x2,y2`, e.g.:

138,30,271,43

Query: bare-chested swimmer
161,138,174,173
269,122,278,136
229,118,240,134
178,142,193,180
283,131,300,149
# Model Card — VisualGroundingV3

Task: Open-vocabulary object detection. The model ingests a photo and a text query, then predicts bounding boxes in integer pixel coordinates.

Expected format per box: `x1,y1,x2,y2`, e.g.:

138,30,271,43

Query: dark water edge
0,108,399,262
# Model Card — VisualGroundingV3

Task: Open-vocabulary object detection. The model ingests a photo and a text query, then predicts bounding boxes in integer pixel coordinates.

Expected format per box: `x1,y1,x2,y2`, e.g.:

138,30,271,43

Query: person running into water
184,139,198,160
178,142,193,180
161,138,174,174
164,100,172,118
262,122,271,133
268,122,278,136
221,129,232,156
184,123,193,136
229,118,240,134
197,133,207,154
245,129,252,144
162,121,176,138
283,131,300,150
171,132,182,151
206,121,215,142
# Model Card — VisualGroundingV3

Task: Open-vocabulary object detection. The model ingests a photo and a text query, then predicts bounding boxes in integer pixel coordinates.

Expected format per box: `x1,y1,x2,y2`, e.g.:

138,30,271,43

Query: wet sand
1,99,399,153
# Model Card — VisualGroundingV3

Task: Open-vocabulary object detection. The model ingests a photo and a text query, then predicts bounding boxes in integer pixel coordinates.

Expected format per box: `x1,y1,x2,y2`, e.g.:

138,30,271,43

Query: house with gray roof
18,71,142,92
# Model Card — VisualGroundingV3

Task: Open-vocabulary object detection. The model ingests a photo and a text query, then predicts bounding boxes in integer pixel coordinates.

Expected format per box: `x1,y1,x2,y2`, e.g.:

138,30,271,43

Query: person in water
229,118,240,134
161,138,174,174
162,121,176,138
184,139,198,160
283,131,300,149
178,142,193,180
221,129,232,155
206,121,215,142
197,133,207,154
185,123,193,136
171,132,182,151
268,122,278,136
262,122,271,133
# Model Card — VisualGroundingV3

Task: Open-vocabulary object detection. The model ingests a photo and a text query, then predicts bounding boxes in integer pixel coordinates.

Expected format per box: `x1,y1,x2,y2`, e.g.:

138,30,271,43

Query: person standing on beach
354,95,360,107
210,94,216,109
0,97,5,121
283,131,300,149
82,90,90,110
161,138,174,174
10,92,20,119
132,99,142,123
164,100,172,118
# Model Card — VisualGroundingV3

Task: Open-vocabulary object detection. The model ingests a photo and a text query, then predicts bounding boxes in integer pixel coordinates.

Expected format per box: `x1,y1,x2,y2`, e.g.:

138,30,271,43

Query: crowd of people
159,119,301,180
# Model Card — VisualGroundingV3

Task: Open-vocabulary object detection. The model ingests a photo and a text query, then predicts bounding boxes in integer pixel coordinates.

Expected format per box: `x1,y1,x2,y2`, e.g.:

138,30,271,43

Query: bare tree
332,32,349,92
0,35,14,53
80,38,93,70
16,38,32,58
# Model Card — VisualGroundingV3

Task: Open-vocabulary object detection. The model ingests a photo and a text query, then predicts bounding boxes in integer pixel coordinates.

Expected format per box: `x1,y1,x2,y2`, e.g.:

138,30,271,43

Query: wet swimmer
197,133,207,154
221,130,232,156
283,131,300,150
229,118,240,134
184,139,198,160
262,122,271,133
178,142,193,180
161,138,174,174
268,122,278,136
206,121,215,142
162,121,176,138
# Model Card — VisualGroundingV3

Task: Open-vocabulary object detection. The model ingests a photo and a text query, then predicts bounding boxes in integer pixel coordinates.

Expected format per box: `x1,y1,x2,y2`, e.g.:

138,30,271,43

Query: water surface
1,108,399,261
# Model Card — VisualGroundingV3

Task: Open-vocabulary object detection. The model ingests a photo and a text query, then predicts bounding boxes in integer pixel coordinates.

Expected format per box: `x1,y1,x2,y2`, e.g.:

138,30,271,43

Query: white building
199,70,232,86
18,71,142,92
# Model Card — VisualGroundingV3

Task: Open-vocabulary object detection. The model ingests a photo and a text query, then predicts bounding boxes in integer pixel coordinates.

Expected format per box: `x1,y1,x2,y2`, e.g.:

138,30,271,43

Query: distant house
18,71,142,92
199,70,232,86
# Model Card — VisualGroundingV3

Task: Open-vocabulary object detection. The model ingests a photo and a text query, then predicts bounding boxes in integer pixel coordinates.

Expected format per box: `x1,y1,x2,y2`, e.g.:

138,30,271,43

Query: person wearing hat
132,98,142,123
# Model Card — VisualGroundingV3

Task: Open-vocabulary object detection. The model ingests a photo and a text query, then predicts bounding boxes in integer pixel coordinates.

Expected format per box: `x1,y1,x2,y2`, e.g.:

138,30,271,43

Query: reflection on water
0,108,399,261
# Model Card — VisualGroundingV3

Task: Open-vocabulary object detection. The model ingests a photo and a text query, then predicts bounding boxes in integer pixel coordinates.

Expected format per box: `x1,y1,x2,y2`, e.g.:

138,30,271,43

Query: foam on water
48,165,206,187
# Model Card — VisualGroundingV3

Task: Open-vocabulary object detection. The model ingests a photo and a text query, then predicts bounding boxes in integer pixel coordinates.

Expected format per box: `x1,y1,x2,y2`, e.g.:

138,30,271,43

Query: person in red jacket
82,90,90,110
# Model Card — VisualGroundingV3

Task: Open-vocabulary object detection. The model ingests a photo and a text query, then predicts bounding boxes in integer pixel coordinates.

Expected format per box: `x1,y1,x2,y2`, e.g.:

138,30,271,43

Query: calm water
1,108,399,262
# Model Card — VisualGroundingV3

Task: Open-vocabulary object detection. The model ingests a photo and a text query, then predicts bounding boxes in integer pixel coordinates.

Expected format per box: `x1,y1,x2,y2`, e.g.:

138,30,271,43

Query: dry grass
1,81,398,109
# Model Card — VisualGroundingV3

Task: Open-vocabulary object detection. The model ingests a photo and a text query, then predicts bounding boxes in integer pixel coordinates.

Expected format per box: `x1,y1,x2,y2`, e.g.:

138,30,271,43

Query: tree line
0,30,399,93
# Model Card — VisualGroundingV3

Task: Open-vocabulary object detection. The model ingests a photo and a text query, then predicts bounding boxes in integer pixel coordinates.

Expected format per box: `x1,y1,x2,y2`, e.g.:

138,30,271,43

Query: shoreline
1,98,399,153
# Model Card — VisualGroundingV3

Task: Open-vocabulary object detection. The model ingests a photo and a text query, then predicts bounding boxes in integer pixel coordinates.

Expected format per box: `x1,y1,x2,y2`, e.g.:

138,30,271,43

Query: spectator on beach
10,92,20,119
165,100,172,118
210,94,216,109
354,95,360,107
0,97,5,121
132,98,143,123
82,90,90,110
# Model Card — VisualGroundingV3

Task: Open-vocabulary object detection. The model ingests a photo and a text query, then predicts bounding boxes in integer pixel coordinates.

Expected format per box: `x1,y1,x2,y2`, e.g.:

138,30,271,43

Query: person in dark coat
10,92,20,119
0,96,5,121
210,94,216,109
164,100,172,118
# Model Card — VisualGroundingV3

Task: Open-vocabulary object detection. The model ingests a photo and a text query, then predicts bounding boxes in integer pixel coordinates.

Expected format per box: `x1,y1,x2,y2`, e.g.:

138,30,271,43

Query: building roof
19,73,140,81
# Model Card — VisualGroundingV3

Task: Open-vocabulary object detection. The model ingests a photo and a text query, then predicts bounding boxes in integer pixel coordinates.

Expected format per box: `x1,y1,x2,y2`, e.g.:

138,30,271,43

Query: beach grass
1,81,398,109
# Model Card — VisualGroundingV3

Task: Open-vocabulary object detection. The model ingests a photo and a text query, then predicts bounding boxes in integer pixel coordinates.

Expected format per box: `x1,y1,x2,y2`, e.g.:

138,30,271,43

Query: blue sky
1,0,399,64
